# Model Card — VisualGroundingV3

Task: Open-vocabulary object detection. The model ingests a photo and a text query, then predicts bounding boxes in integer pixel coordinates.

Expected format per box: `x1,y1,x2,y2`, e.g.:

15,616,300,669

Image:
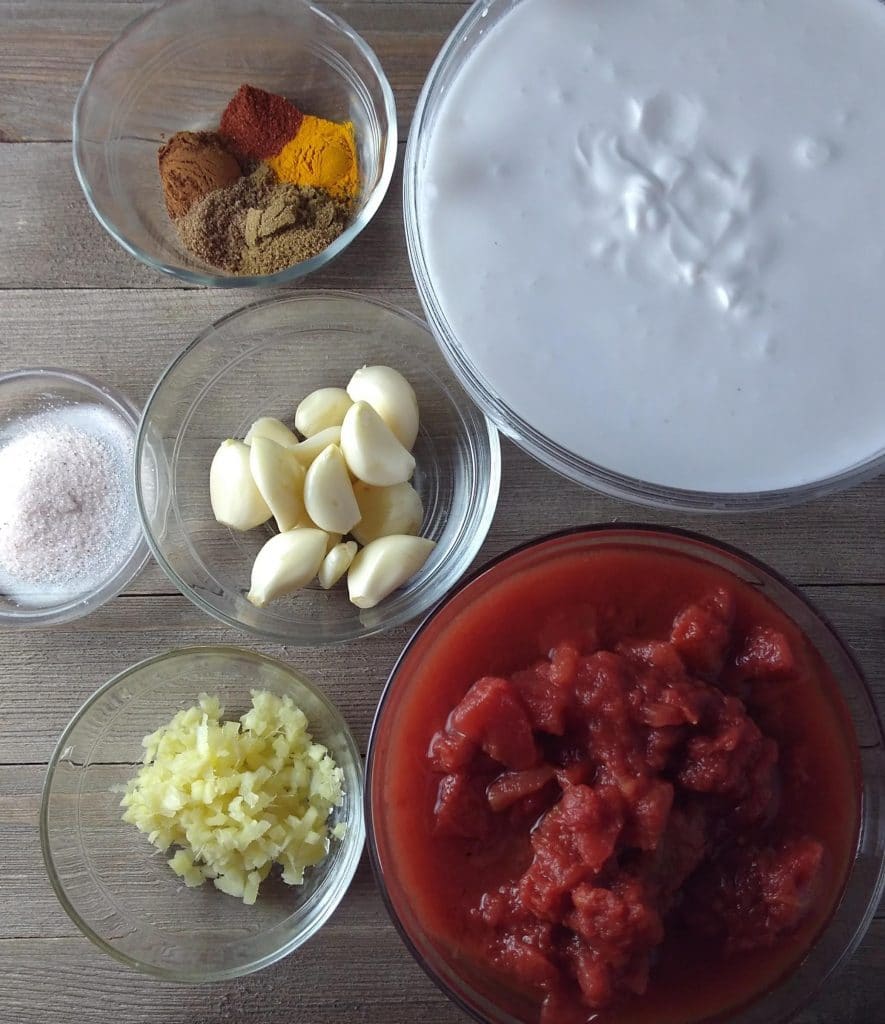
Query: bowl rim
402,0,885,512
72,0,398,287
0,366,150,626
365,522,885,1024
40,644,366,982
133,289,502,647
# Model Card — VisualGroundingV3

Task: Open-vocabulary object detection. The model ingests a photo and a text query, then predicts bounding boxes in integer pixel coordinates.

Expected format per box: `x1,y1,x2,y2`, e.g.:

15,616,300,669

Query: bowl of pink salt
73,0,396,286
0,368,149,626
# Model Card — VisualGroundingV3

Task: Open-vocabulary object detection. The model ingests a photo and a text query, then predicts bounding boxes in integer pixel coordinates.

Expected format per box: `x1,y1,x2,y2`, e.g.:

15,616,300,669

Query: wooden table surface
0,2,882,1022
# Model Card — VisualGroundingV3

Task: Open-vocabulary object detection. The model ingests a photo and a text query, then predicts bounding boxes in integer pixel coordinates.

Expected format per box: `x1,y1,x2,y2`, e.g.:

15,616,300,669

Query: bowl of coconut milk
405,0,885,510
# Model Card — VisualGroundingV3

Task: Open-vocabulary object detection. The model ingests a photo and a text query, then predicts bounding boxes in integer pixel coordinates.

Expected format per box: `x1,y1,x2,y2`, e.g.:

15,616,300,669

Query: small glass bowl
41,646,364,981
135,291,501,645
403,0,885,511
0,368,148,626
74,0,396,286
367,525,885,1024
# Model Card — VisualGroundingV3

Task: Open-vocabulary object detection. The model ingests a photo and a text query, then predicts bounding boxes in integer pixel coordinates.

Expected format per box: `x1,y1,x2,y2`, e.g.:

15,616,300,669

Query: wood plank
0,286,883,588
0,585,881,766
0,928,467,1024
0,926,881,1024
0,141,415,289
0,1,466,143
0,600,414,764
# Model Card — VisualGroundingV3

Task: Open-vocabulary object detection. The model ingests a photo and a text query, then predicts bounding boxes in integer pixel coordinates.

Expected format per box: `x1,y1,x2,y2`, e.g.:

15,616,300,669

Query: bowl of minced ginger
40,646,365,981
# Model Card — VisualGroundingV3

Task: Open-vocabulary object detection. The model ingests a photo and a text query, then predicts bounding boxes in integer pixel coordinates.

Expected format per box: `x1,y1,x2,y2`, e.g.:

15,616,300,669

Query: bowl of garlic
41,646,364,980
136,292,501,644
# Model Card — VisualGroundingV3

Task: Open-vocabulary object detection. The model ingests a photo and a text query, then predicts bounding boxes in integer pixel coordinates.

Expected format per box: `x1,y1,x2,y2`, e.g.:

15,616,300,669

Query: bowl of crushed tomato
366,526,885,1024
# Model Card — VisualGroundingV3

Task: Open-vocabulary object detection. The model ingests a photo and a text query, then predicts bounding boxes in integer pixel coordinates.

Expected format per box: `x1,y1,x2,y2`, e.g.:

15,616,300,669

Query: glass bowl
41,646,364,981
367,525,885,1024
403,0,885,511
135,291,501,645
74,0,396,286
0,368,148,626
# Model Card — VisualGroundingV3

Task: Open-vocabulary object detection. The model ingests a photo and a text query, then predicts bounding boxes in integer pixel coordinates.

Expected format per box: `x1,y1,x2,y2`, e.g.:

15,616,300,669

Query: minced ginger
120,690,346,905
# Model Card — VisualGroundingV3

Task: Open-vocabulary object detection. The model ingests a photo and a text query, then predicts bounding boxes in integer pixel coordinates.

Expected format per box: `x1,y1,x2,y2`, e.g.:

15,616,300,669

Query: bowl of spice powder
73,0,396,286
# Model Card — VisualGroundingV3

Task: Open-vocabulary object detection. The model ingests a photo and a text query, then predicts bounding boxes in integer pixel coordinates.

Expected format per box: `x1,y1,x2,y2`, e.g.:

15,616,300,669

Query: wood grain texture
0,1,466,142
3,928,882,1024
0,0,882,1021
3,929,882,1024
0,583,882,765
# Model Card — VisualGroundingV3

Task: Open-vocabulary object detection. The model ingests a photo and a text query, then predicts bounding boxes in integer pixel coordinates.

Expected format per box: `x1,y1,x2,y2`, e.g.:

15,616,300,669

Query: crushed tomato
380,546,860,1024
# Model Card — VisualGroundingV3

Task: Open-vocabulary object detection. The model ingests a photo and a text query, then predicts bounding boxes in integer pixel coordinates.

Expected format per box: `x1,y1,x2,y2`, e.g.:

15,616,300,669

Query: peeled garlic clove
303,444,361,534
244,417,299,449
291,426,342,468
248,436,306,533
290,515,340,552
210,439,272,531
351,482,424,546
340,402,416,487
294,388,353,438
346,366,420,450
318,541,358,590
246,528,328,607
347,535,436,609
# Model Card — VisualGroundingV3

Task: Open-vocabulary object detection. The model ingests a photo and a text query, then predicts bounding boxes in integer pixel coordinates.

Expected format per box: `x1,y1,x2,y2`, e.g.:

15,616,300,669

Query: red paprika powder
219,84,303,162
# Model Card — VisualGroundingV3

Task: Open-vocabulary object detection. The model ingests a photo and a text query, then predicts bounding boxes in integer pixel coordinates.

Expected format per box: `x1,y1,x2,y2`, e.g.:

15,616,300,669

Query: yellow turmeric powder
268,115,359,202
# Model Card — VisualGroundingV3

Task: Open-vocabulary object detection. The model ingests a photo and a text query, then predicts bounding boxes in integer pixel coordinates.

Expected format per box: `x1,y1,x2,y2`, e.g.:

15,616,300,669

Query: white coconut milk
418,0,885,492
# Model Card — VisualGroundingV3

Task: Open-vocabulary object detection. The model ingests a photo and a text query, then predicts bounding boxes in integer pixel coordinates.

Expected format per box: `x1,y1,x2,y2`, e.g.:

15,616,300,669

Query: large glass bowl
367,525,885,1024
41,646,364,981
135,291,501,645
0,368,148,626
404,0,885,511
74,0,396,286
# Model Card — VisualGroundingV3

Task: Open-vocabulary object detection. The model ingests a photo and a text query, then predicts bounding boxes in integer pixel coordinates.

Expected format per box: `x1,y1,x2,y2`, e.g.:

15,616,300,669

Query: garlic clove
210,439,272,531
351,481,424,546
340,402,416,487
246,528,328,607
318,541,358,590
347,535,436,609
346,365,420,450
248,436,306,533
294,388,353,438
244,417,299,449
289,515,341,553
303,444,362,534
291,427,342,468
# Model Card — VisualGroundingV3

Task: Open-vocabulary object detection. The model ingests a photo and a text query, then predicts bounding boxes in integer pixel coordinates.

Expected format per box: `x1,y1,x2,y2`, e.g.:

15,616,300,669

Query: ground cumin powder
176,165,273,271
176,164,349,275
240,185,348,275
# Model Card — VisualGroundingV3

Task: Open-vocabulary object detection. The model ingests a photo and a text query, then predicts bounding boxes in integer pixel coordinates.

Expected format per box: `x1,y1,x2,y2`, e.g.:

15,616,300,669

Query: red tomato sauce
377,545,860,1024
